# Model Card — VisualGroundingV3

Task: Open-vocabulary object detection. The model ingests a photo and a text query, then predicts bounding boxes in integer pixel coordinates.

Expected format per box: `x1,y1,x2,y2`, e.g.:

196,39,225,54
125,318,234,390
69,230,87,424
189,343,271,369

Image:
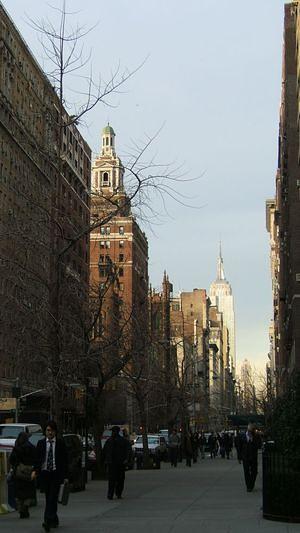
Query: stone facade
0,4,91,421
268,2,300,393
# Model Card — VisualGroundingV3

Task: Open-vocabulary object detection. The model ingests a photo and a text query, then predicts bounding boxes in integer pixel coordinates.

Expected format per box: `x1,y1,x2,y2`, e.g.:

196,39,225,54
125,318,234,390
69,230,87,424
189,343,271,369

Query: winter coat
10,442,36,501
240,432,260,463
103,435,131,465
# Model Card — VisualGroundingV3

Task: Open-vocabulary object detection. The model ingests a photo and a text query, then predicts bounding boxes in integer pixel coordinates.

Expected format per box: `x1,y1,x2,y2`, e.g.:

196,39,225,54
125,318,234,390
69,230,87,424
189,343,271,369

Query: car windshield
0,426,21,438
135,436,159,445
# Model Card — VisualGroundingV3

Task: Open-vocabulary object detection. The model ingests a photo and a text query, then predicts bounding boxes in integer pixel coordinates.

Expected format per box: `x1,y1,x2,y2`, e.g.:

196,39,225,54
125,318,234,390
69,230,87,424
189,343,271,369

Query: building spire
217,241,225,280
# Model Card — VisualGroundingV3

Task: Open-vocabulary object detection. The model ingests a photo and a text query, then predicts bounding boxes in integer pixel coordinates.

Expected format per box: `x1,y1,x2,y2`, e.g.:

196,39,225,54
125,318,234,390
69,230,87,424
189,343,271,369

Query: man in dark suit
240,423,260,492
103,426,131,500
32,420,68,532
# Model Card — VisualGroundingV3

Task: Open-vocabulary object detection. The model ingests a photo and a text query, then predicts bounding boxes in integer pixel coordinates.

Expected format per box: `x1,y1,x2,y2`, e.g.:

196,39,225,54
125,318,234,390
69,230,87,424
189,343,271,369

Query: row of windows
100,240,125,249
100,226,110,235
99,266,124,278
99,254,124,263
100,226,124,235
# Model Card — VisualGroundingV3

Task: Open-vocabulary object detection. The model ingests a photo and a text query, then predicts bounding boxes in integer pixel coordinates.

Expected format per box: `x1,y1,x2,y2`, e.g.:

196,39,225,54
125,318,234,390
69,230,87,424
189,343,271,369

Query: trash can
263,441,300,523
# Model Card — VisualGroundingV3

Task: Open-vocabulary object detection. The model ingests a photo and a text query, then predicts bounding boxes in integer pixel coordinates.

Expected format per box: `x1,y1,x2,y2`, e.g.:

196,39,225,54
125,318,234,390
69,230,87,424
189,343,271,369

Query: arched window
103,172,109,184
110,137,113,146
106,137,109,146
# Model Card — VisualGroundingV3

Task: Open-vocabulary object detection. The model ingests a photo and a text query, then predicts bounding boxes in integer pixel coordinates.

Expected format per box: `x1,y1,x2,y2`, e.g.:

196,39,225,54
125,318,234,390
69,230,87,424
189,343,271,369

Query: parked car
29,432,85,491
158,429,169,443
133,434,168,467
0,423,42,449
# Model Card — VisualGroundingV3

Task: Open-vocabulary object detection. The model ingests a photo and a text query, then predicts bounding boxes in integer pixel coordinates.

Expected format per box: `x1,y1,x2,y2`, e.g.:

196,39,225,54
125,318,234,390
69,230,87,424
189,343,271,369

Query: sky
3,0,287,372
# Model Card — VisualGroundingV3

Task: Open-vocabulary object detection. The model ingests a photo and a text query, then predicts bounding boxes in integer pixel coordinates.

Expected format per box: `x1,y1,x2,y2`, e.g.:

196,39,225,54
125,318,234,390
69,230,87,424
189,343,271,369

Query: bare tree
0,1,198,429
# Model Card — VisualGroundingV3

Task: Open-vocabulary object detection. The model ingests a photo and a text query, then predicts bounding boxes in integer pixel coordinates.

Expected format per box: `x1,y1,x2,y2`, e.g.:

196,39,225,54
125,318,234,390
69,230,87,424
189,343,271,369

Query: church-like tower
92,124,125,195
209,244,236,374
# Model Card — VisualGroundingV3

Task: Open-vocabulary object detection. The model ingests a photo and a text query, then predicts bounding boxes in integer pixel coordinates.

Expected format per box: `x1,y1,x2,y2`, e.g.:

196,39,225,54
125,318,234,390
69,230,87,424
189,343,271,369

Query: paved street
1,454,300,533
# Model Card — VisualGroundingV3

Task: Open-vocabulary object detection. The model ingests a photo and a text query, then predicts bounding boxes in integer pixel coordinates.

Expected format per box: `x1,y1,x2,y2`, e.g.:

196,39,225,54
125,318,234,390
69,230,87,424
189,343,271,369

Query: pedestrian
183,431,193,467
191,431,199,463
240,423,260,492
199,432,206,459
234,429,243,463
9,431,36,519
168,428,180,467
218,432,225,458
103,425,131,500
223,432,231,459
32,420,68,532
208,432,217,459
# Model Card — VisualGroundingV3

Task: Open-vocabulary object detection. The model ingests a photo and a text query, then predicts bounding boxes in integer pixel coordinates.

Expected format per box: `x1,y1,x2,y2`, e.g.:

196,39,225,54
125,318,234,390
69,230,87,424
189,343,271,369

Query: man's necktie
47,441,54,471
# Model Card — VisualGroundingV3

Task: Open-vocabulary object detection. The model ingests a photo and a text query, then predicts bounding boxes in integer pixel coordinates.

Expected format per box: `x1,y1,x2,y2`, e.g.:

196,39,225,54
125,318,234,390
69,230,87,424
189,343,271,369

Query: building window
100,241,105,249
106,241,110,249
99,255,104,263
119,267,124,277
106,226,110,235
119,226,124,235
100,227,105,235
119,283,124,291
102,172,109,184
119,254,124,262
119,240,124,248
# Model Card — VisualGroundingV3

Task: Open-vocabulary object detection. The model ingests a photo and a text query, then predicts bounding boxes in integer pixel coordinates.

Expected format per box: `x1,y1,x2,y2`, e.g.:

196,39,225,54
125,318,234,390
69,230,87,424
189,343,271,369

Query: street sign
0,398,17,411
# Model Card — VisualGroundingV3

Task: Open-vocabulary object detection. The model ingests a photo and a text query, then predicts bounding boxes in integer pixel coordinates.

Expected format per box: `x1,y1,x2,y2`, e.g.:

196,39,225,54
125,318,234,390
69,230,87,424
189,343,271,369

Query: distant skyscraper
209,245,236,373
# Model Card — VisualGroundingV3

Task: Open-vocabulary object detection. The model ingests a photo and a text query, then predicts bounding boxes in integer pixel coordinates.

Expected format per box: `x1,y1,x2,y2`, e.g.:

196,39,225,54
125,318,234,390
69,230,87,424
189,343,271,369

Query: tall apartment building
0,4,91,421
180,289,210,426
268,1,300,392
266,199,278,395
90,125,148,425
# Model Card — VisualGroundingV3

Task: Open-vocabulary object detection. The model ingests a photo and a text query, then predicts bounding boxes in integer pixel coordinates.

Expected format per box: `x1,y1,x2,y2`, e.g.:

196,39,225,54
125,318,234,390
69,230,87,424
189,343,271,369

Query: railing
263,442,300,523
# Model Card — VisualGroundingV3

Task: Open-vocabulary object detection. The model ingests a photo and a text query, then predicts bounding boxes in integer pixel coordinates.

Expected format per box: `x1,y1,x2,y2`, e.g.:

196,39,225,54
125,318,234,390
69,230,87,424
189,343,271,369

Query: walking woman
9,431,36,519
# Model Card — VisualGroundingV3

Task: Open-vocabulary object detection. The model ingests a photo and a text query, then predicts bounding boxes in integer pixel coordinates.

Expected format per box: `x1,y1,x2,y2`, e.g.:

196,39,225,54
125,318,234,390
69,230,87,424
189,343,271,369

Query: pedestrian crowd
6,421,261,531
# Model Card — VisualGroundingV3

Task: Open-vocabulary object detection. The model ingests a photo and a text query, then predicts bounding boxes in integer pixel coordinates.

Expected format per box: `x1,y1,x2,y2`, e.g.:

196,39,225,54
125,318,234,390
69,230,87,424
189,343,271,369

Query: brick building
268,1,300,393
0,3,91,422
90,125,148,426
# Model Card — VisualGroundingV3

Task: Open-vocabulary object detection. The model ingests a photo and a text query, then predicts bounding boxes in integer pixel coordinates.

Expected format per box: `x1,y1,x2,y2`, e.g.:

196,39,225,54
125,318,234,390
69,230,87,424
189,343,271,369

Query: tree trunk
91,390,106,479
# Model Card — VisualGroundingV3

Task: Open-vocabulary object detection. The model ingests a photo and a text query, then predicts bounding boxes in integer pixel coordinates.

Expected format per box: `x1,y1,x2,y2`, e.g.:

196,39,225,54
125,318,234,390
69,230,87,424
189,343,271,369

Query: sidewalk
1,454,300,532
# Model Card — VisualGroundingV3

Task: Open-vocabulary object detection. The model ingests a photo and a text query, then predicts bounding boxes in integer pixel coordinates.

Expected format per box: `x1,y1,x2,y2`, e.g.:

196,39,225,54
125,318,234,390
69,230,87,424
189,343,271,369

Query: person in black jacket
240,423,260,492
103,426,131,500
9,431,36,519
32,420,68,532
234,429,243,463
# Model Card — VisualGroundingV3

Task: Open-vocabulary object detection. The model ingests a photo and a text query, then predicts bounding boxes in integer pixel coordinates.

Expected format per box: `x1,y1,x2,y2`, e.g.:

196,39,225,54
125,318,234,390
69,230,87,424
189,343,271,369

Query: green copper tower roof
102,124,115,135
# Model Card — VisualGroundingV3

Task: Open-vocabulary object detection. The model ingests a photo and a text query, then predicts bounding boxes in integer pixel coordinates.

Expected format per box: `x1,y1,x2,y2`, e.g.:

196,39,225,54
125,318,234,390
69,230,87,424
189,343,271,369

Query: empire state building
209,246,236,374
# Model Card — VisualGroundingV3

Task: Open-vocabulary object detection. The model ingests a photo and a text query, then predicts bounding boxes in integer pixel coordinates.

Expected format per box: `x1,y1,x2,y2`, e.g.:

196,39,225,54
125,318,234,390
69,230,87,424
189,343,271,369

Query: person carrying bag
9,431,36,519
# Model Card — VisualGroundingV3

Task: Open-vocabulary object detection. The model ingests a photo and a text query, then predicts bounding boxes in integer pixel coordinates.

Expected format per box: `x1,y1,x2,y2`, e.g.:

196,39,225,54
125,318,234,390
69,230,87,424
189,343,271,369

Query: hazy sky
3,0,286,371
